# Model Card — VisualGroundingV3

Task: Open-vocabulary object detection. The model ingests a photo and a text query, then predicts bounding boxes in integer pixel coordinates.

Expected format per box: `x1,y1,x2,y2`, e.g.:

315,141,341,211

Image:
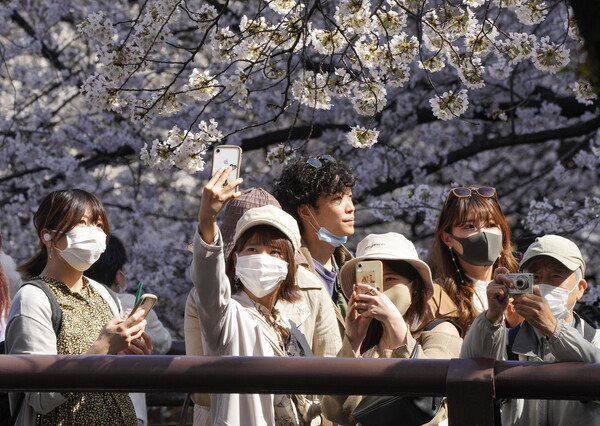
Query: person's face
44,207,106,251
237,238,284,260
524,257,586,309
382,262,412,292
307,189,355,237
443,215,502,256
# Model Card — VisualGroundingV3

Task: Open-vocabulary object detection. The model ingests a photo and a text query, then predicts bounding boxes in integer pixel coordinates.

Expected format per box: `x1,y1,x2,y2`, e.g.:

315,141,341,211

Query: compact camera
505,273,534,294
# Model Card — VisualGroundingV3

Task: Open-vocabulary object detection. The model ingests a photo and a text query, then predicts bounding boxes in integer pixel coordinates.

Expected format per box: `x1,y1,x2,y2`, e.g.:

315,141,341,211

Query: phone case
355,260,383,292
211,145,242,187
131,293,158,319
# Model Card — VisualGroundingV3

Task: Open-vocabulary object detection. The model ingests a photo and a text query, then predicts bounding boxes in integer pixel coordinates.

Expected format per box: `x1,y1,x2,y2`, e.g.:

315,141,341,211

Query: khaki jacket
297,245,353,337
321,326,462,425
415,283,461,337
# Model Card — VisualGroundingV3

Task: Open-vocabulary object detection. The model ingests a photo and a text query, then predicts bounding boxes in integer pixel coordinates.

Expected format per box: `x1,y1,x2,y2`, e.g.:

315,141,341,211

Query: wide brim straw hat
340,232,434,299
234,205,301,253
221,188,281,258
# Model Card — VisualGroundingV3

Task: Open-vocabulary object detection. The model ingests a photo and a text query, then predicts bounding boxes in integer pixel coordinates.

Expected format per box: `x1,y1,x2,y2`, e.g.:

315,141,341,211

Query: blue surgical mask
308,209,347,248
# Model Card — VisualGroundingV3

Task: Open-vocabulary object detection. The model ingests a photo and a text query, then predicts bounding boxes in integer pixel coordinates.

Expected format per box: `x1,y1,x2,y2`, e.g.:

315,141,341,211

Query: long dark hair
429,189,518,333
0,235,10,321
85,235,128,286
18,189,110,279
226,225,299,303
360,260,431,354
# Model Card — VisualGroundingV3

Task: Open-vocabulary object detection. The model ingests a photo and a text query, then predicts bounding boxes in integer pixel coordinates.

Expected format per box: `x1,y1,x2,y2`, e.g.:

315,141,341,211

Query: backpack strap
104,286,121,311
20,280,62,335
423,317,463,335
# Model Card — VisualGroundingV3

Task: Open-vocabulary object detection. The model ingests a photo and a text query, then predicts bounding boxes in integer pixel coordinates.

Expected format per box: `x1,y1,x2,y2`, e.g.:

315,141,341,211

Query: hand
512,286,557,336
353,284,403,324
353,284,408,349
119,332,153,355
486,267,511,325
345,287,373,352
198,167,243,244
88,308,147,355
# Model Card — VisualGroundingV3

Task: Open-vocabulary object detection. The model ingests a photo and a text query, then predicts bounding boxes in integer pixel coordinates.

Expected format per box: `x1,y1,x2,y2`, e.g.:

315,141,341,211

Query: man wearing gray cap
461,234,600,425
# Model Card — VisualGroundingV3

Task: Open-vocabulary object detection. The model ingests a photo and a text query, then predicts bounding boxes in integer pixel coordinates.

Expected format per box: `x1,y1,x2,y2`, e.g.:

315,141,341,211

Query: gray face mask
450,231,502,266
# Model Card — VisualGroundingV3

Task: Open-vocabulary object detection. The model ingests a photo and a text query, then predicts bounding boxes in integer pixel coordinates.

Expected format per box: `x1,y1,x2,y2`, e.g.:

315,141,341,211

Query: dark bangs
445,195,502,230
35,189,110,237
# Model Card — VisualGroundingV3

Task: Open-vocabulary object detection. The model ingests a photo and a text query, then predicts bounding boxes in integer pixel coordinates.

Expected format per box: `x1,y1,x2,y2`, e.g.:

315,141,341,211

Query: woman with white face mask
6,189,152,426
193,168,320,426
322,233,462,426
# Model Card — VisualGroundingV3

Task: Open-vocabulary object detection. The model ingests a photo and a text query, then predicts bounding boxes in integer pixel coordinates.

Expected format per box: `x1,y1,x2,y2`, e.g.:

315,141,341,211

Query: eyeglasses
306,154,335,168
448,186,496,199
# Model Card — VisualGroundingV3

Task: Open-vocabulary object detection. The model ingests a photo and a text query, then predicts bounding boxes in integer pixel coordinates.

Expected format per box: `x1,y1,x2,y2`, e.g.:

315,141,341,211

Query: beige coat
297,245,352,337
184,259,342,410
321,327,462,426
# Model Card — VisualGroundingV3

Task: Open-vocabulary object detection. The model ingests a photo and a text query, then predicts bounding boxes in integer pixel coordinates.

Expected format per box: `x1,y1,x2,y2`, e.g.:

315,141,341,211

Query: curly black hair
273,156,356,232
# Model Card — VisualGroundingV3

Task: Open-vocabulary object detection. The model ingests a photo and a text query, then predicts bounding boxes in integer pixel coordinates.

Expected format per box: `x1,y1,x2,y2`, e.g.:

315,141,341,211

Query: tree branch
361,113,600,201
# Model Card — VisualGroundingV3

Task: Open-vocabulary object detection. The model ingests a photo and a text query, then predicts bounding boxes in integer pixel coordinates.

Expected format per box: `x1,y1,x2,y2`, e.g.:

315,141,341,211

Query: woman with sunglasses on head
7,189,152,426
192,168,321,425
322,233,462,426
429,186,520,335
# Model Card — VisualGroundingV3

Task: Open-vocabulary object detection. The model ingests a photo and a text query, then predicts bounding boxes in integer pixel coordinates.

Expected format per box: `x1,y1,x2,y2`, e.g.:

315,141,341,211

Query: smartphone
211,145,242,190
130,293,158,319
355,260,383,293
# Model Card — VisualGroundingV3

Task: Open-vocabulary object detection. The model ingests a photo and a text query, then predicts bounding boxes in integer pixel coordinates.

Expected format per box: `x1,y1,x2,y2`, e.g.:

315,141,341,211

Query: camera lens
515,279,524,288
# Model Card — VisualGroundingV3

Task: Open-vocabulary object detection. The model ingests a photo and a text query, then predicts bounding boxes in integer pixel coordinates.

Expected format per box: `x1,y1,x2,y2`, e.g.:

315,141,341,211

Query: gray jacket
461,312,600,425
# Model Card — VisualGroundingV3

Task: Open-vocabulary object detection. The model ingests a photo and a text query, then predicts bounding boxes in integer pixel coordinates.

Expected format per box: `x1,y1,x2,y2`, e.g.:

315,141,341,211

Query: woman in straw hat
322,232,462,426
192,168,322,425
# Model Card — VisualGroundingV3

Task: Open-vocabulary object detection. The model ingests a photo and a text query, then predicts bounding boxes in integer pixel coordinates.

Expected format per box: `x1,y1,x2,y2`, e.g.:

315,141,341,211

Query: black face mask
450,231,502,266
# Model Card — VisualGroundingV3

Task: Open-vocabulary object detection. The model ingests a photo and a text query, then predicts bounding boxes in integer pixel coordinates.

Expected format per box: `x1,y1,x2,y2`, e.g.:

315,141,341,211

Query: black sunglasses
306,154,335,168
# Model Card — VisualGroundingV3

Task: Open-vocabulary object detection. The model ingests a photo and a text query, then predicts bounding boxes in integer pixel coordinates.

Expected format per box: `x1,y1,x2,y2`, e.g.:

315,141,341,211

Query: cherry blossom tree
1,0,600,334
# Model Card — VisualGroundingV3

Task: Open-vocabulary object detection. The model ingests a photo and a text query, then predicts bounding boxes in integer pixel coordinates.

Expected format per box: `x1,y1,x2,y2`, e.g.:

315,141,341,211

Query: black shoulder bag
352,321,446,426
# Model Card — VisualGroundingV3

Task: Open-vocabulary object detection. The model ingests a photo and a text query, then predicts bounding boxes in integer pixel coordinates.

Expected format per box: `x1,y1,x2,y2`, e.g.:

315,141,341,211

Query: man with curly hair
273,155,356,325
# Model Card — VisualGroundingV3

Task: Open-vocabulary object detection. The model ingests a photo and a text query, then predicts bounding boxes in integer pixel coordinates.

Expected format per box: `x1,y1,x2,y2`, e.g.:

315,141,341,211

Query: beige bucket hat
234,205,301,253
340,232,434,299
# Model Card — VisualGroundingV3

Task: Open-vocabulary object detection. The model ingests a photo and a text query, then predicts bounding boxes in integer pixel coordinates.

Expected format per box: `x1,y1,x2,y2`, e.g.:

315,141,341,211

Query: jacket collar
512,313,586,359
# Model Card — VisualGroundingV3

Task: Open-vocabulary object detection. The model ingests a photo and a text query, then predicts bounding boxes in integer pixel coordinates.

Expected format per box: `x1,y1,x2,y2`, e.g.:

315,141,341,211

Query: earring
448,246,465,285
47,247,53,259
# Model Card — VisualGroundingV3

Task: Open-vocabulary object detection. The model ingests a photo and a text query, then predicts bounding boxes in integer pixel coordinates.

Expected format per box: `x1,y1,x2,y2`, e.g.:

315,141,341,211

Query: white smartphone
130,293,158,319
211,145,242,189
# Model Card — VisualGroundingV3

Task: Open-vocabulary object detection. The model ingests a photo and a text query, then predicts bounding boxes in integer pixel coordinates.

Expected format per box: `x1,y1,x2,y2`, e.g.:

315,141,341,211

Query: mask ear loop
305,208,321,234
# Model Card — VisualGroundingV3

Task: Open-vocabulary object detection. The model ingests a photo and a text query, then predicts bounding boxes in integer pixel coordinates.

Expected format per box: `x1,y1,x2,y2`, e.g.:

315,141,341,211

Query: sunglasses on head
449,186,496,199
306,154,335,168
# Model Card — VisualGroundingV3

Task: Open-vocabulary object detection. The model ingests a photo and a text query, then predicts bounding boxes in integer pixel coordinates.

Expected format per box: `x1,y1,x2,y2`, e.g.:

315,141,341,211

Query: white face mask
235,254,289,298
55,226,107,271
537,282,579,319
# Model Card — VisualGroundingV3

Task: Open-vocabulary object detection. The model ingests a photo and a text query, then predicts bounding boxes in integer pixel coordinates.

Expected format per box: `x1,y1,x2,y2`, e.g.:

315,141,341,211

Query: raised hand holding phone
198,166,243,245
211,145,242,191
